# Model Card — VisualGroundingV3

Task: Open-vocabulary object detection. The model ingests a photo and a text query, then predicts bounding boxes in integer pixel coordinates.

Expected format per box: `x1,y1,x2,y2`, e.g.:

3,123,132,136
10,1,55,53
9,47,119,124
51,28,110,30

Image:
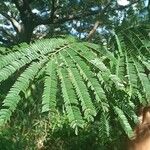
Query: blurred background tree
0,0,149,46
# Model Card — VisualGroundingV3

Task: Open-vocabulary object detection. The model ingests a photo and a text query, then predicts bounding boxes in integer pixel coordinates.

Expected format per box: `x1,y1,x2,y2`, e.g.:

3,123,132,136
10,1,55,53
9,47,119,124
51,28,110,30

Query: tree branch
87,21,101,40
12,0,33,14
38,9,101,25
86,1,111,41
36,0,139,26
1,12,22,33
12,0,34,23
12,0,36,42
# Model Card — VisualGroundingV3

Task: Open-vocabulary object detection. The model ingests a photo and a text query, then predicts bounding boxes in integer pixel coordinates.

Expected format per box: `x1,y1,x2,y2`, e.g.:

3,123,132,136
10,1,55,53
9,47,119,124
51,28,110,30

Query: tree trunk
21,23,34,43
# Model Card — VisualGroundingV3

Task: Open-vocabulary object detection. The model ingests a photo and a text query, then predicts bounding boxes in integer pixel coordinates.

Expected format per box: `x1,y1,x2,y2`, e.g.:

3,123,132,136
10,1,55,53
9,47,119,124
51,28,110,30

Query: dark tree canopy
0,0,149,45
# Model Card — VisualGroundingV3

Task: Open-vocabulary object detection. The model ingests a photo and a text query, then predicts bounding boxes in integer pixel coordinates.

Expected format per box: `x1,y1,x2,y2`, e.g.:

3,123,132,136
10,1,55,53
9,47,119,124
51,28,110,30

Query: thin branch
39,9,101,25
86,1,111,40
87,21,101,40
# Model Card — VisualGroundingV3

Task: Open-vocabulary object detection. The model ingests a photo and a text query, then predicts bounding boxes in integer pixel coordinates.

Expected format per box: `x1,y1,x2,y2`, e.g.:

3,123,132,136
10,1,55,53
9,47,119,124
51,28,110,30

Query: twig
87,21,100,41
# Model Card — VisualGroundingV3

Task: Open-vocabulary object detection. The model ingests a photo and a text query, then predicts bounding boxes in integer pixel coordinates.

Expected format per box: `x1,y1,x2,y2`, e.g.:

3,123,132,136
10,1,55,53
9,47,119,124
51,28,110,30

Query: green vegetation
0,0,149,149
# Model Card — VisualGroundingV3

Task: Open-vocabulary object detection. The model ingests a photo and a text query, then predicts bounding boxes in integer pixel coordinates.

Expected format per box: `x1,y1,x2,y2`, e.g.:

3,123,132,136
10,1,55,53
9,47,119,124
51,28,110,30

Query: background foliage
0,0,150,150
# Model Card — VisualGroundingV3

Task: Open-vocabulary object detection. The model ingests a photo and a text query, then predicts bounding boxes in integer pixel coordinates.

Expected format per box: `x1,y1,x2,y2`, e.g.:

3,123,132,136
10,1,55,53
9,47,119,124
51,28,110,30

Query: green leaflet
84,42,117,64
58,51,96,121
133,59,150,102
99,113,110,140
121,104,138,124
0,56,31,83
128,30,150,57
0,38,69,83
0,62,42,126
69,43,124,90
42,58,57,113
113,32,123,56
114,106,134,139
65,49,109,112
116,55,126,81
0,31,149,138
56,56,84,133
0,51,24,69
125,52,138,97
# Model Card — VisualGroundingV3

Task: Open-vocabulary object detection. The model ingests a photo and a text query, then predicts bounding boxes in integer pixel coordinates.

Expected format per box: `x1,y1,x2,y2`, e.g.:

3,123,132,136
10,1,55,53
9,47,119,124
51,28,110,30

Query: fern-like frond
0,56,31,83
0,31,149,140
42,58,57,113
58,51,96,121
120,104,138,124
65,49,109,112
56,56,84,134
113,32,123,56
0,62,42,126
116,55,126,81
128,30,150,56
0,39,69,83
133,59,150,102
70,43,124,90
114,106,133,138
0,51,24,70
125,52,138,97
84,42,117,64
98,113,110,140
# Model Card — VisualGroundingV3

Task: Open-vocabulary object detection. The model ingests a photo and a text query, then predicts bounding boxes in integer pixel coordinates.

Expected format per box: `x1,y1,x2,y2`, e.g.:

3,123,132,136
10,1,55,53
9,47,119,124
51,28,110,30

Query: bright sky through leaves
117,0,130,6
